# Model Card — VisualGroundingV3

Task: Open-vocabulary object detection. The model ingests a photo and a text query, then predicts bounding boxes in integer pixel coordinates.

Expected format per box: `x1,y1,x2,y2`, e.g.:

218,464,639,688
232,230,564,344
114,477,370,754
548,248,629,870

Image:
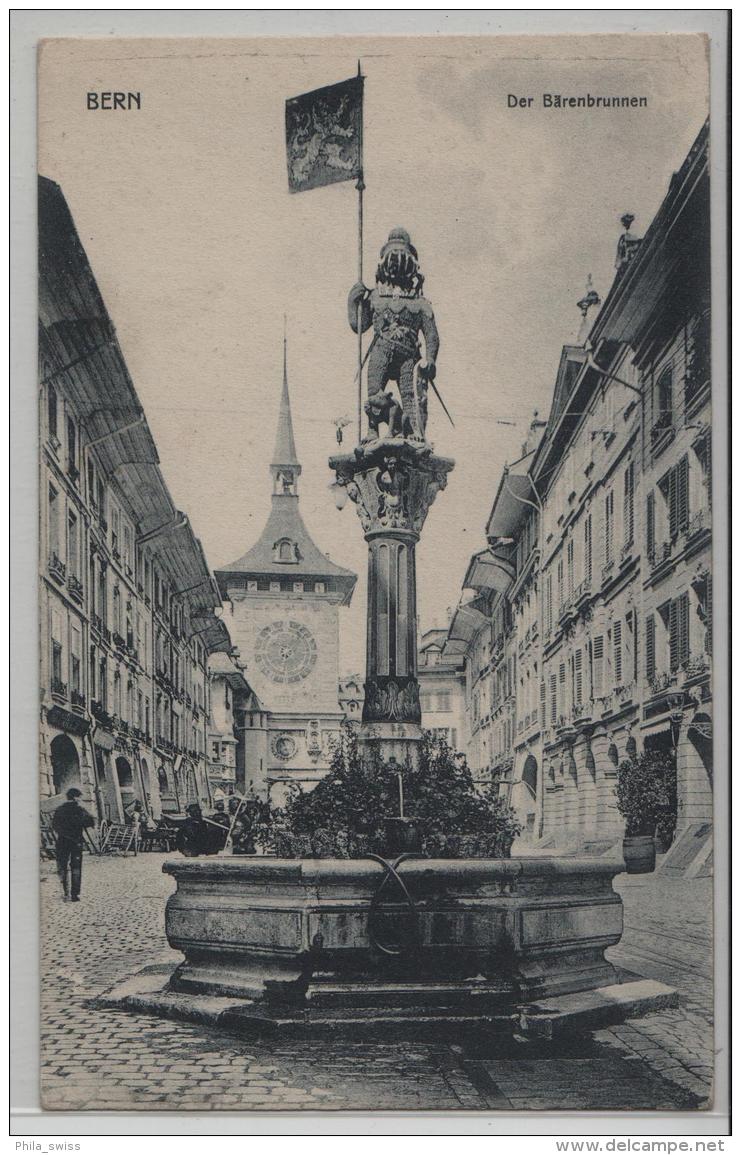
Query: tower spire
271,319,301,495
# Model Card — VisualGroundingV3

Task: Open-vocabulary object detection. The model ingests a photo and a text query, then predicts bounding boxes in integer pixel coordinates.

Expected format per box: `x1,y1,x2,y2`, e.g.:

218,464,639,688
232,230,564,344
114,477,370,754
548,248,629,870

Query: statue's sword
426,375,455,428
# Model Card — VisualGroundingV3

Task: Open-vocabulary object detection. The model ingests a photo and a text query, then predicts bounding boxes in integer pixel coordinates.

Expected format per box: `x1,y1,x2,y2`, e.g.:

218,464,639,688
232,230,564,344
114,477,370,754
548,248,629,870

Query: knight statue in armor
348,228,440,441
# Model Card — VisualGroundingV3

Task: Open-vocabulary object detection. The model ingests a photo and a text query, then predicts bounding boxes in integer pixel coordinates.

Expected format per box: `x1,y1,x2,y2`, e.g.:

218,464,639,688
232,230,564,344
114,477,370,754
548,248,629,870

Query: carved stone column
330,437,454,762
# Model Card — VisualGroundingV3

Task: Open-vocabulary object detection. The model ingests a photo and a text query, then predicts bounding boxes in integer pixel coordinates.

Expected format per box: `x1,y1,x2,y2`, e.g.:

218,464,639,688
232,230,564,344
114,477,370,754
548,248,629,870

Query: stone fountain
101,229,676,1039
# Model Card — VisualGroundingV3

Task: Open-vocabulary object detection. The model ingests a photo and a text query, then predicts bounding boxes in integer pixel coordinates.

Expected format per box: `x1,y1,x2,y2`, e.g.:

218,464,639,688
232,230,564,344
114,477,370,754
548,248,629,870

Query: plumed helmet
380,227,418,262
377,227,421,292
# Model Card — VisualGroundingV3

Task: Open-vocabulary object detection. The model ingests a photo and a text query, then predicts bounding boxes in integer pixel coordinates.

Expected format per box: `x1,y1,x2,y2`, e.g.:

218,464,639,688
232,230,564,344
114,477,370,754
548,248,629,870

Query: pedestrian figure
208,799,231,853
176,803,208,857
52,787,95,902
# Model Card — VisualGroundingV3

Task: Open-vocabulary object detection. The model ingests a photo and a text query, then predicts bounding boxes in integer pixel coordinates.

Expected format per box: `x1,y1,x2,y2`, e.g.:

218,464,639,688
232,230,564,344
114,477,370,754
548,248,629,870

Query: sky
38,34,708,672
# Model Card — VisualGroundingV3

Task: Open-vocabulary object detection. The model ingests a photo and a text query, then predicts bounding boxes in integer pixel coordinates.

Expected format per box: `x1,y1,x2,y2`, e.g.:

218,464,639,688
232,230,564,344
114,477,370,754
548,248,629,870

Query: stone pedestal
330,437,454,764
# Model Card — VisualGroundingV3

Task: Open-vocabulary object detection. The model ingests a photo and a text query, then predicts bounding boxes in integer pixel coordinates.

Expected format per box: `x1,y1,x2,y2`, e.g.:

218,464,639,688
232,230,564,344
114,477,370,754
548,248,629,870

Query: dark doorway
50,734,80,796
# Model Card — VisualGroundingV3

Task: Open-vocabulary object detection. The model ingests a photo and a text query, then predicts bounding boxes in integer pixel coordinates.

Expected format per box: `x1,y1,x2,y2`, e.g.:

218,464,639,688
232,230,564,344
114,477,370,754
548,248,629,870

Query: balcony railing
91,700,114,729
70,689,86,711
650,410,673,448
51,677,67,700
649,540,673,570
67,574,84,602
684,508,710,541
48,553,66,583
648,670,678,696
112,632,126,651
681,655,711,682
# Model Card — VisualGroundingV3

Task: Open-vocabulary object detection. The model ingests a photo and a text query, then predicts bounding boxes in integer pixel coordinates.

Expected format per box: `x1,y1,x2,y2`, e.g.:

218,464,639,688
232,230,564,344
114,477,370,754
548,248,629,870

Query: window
584,513,592,585
97,477,105,521
656,365,673,419
592,635,605,697
557,557,564,609
51,640,63,691
645,616,656,680
111,507,120,556
99,657,108,708
623,462,634,547
66,416,77,478
574,649,583,704
603,489,614,566
566,539,574,595
438,691,451,711
123,526,132,571
89,645,96,698
98,563,107,625
113,669,122,716
646,492,656,558
669,593,690,672
276,539,295,563
48,484,60,558
613,619,623,685
47,385,58,443
660,456,690,539
67,511,79,577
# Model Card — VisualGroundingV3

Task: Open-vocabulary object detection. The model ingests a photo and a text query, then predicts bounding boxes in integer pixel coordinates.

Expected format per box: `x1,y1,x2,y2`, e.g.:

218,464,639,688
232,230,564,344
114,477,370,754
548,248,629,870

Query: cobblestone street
40,852,714,1114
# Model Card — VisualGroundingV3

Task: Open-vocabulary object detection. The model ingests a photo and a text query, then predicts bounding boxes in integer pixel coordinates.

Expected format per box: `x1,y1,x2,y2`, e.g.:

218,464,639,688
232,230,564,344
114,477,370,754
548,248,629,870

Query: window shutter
550,674,557,724
574,649,583,704
592,635,604,696
678,592,690,667
540,680,546,727
623,463,634,546
604,493,611,565
646,615,656,680
646,492,655,557
613,620,623,685
584,514,592,585
669,599,679,671
558,662,566,717
677,456,690,533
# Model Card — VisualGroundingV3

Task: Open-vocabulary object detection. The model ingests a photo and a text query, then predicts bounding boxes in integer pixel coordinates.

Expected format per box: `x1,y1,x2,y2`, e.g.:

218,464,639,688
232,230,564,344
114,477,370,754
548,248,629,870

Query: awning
463,547,515,594
444,598,489,657
485,459,535,540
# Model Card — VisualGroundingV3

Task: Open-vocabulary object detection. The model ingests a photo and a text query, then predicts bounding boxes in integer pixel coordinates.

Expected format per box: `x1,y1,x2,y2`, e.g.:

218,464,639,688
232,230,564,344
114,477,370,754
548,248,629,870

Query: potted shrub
257,723,522,860
615,750,676,873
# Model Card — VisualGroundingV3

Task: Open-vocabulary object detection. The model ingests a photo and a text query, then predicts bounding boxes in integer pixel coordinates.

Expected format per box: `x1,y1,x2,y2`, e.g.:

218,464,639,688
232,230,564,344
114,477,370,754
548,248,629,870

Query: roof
216,340,356,602
272,344,300,470
589,119,709,352
216,495,357,591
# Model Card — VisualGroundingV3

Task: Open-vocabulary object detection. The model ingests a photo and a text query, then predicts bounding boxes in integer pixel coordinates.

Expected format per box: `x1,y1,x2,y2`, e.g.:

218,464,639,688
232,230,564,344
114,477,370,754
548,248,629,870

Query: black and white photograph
16,21,728,1130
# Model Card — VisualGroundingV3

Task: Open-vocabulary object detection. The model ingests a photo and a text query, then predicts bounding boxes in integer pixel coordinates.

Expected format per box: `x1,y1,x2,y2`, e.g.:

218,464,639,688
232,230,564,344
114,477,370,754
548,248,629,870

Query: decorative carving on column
330,437,454,737
332,439,453,539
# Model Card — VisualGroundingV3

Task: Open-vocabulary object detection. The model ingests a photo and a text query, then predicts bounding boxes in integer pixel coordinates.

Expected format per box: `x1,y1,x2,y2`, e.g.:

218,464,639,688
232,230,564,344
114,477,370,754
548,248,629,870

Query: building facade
215,347,357,804
418,627,467,756
39,176,230,826
446,123,712,863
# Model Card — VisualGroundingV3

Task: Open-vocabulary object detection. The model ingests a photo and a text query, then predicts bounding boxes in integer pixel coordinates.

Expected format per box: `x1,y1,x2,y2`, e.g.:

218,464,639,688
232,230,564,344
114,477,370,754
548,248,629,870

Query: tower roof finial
272,318,300,472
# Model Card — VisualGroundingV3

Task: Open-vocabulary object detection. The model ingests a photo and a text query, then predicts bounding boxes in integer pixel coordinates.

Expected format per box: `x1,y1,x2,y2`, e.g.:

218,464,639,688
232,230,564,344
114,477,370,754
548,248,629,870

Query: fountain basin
162,854,625,1012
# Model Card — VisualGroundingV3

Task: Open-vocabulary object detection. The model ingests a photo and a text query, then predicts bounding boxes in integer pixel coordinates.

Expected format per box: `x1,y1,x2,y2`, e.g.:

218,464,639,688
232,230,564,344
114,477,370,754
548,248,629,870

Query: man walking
52,787,95,902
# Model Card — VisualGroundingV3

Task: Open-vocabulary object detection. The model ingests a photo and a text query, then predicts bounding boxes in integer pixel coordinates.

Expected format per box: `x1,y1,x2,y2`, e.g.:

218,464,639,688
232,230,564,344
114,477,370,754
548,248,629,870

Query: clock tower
215,341,356,802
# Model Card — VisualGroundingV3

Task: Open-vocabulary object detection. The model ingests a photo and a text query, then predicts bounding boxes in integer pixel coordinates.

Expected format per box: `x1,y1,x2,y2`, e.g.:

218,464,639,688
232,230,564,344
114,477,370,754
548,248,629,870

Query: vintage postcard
35,31,723,1118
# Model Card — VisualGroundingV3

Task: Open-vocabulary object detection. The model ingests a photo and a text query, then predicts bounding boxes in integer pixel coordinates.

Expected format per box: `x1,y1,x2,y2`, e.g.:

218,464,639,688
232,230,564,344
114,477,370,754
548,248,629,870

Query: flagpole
356,60,365,444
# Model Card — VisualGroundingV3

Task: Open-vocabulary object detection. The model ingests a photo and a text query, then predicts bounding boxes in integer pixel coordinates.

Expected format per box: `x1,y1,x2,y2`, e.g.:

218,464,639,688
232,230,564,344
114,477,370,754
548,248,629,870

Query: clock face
255,620,318,684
